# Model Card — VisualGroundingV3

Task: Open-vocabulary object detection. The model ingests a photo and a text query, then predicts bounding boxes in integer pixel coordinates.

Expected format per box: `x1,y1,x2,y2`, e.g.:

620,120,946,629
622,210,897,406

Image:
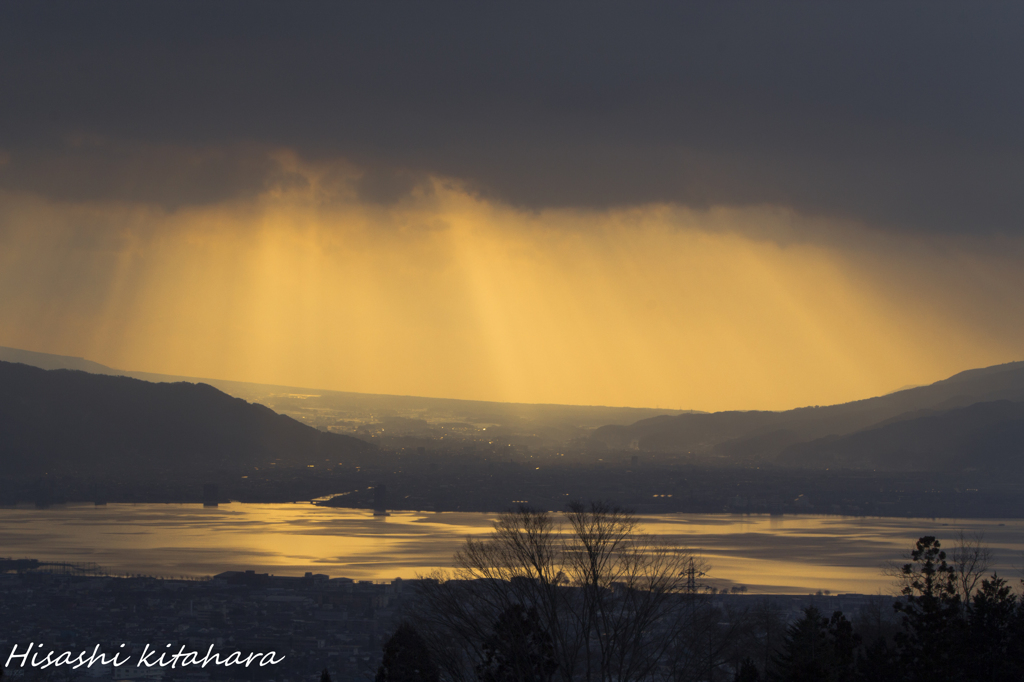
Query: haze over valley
4,346,1023,517
9,8,1024,680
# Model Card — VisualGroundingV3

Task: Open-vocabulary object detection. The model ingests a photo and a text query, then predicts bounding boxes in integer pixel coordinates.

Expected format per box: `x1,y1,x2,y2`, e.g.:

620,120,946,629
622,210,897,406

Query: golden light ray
2,170,1023,411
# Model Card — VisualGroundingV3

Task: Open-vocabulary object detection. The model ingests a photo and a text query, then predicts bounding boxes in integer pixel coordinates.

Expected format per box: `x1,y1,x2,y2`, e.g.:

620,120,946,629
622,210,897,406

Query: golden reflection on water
1,503,1022,595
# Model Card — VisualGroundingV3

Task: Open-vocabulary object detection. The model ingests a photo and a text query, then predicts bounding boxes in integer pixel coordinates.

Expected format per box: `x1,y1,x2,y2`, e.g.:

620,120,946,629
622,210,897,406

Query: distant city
0,559,894,681
2,347,1024,517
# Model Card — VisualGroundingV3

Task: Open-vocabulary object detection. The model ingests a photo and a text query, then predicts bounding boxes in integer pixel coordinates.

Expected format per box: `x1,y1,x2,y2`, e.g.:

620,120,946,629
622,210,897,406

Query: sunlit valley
5,4,1024,681
3,346,1024,519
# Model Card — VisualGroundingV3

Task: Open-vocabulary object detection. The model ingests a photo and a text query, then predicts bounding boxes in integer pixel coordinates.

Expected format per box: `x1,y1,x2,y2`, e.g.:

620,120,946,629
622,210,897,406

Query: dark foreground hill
778,399,1024,472
593,361,1024,471
0,360,374,476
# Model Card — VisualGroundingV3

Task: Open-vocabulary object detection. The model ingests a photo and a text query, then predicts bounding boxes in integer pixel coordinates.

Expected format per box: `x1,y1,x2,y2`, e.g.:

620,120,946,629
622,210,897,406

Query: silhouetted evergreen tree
476,604,557,682
376,624,440,682
320,668,332,682
963,575,1023,681
827,610,858,678
768,607,857,682
892,536,965,681
856,636,899,682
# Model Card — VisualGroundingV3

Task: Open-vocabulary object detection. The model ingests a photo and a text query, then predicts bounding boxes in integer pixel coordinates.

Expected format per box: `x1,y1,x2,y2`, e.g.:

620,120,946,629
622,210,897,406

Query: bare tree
411,502,709,682
749,598,786,675
951,530,991,605
885,531,992,611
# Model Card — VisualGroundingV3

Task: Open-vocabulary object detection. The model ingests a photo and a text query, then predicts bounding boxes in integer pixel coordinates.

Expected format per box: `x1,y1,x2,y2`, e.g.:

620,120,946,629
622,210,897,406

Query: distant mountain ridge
0,346,122,376
0,360,373,476
594,361,1024,471
0,346,697,440
5,346,1023,473
778,399,1024,471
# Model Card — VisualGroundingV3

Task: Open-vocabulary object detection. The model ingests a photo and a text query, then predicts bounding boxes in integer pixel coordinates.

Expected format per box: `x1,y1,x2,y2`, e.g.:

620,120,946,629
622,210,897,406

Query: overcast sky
2,3,1023,410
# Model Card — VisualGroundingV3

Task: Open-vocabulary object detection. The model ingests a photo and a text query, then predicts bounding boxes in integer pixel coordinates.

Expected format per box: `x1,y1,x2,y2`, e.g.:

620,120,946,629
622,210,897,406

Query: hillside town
0,564,888,682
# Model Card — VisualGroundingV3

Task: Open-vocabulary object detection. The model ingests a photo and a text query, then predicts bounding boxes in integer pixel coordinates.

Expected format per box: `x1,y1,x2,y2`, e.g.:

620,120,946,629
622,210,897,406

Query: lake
2,503,1022,594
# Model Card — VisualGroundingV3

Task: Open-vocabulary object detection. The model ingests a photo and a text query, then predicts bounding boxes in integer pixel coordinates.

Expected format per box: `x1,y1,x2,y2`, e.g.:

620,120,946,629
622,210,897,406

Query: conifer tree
963,575,1022,682
892,536,964,681
476,604,557,682
768,607,857,682
376,623,440,682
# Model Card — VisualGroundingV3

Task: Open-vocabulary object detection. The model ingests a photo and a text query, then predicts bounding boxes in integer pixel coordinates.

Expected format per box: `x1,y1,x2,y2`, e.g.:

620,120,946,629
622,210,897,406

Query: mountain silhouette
0,360,374,476
0,345,122,375
593,361,1024,468
0,345,696,442
777,399,1024,471
5,346,1023,475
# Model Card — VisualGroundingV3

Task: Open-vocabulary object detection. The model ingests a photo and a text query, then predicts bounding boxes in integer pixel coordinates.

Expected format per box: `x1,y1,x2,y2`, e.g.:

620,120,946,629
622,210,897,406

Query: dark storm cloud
0,140,308,208
2,2,1023,232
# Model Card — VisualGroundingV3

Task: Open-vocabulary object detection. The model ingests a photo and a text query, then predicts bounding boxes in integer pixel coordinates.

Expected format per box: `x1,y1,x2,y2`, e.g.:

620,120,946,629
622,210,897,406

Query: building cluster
0,566,894,682
0,569,415,681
